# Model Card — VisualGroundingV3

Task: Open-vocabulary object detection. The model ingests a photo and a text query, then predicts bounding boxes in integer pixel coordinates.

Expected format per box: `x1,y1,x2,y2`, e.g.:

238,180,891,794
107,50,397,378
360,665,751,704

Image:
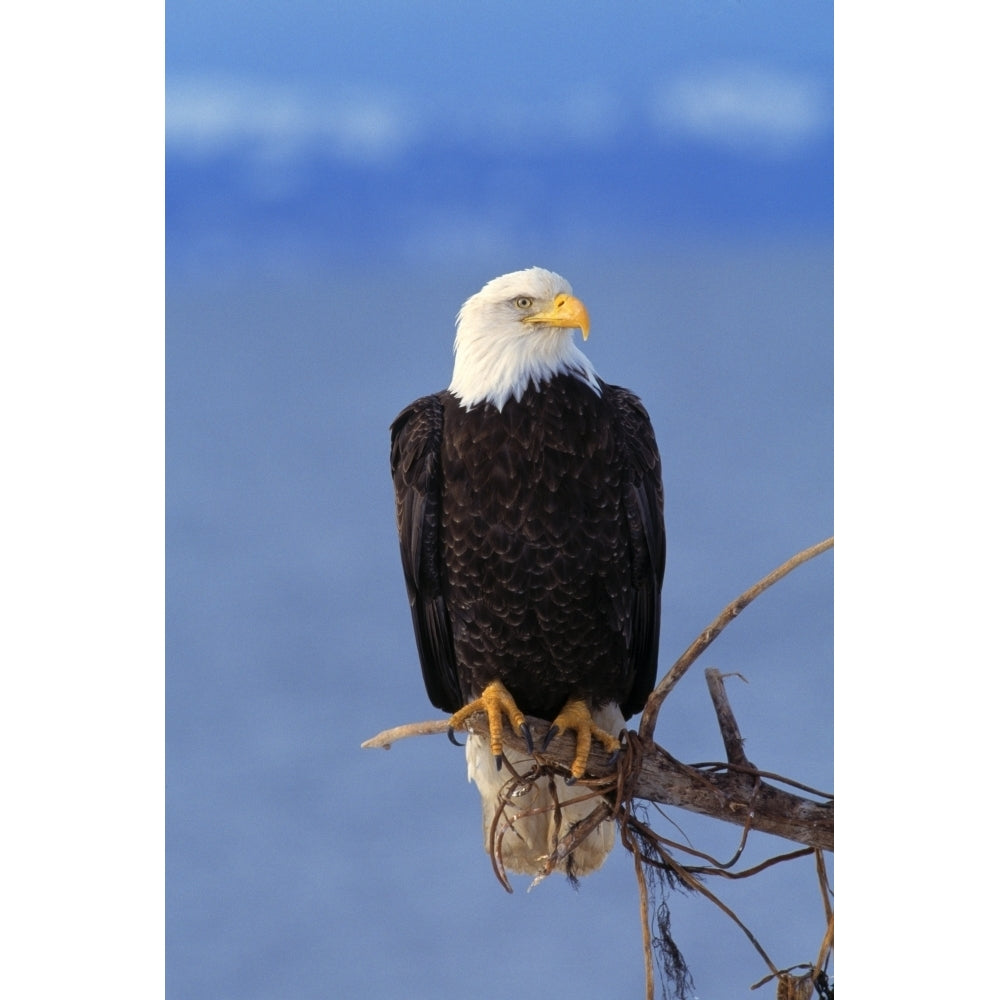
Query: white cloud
166,75,633,165
165,76,418,164
165,68,829,168
653,65,829,156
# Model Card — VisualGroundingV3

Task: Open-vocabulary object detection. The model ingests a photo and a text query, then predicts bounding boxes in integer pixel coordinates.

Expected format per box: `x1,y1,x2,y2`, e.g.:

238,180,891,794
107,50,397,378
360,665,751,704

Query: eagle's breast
438,374,632,718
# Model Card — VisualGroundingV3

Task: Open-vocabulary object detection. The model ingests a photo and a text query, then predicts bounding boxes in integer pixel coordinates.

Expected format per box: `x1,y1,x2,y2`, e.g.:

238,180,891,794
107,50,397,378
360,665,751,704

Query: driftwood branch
363,682,832,852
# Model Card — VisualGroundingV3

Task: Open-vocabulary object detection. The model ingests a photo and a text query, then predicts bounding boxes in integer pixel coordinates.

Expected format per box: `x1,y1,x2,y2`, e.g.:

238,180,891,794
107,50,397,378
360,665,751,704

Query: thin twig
632,835,655,1000
529,799,614,890
684,846,815,880
638,537,833,742
691,762,833,801
625,810,782,981
705,668,750,767
361,718,450,749
814,850,835,972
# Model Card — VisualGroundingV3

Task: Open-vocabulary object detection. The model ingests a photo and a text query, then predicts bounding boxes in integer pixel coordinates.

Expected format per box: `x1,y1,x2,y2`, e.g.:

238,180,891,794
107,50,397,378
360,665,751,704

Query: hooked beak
523,293,591,341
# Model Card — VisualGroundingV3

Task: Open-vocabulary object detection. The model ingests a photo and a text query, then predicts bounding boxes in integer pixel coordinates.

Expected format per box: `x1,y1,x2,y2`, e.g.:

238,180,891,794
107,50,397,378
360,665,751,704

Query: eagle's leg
447,679,532,770
543,699,622,781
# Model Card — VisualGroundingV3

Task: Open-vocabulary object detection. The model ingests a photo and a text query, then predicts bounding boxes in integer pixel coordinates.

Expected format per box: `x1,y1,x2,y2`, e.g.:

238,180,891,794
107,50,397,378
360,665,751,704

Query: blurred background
167,2,833,997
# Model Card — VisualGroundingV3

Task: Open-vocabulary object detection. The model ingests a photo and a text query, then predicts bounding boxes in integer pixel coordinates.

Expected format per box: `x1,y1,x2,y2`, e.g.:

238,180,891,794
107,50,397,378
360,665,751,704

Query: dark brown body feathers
391,374,665,722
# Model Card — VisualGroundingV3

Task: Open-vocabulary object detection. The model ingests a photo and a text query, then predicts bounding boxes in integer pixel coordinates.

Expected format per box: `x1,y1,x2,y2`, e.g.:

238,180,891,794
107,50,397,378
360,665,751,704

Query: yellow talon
543,699,622,779
448,680,529,766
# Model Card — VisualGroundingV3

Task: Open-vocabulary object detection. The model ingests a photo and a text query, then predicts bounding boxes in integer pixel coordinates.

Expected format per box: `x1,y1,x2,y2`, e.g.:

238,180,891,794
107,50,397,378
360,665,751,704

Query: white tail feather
464,703,625,879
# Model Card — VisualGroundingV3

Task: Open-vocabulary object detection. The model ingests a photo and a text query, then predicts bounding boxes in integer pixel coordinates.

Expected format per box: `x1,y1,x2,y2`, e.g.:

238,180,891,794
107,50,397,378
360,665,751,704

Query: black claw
494,754,503,771
565,774,577,786
606,749,621,767
542,725,559,751
447,727,464,747
520,722,534,754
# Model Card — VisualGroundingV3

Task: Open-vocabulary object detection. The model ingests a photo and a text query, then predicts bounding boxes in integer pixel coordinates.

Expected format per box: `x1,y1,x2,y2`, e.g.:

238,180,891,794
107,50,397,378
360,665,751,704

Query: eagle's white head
448,267,601,411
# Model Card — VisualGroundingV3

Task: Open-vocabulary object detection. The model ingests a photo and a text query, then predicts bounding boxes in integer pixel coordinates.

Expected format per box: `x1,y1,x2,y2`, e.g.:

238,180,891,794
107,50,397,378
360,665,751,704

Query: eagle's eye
514,296,533,310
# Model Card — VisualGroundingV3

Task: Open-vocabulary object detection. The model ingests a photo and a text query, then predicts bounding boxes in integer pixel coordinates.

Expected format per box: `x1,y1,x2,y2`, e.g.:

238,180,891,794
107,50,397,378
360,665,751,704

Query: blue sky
166,1,831,96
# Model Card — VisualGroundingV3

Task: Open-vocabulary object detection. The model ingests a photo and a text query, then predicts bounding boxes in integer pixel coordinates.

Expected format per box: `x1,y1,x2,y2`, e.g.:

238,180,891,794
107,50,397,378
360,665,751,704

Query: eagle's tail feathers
465,703,625,879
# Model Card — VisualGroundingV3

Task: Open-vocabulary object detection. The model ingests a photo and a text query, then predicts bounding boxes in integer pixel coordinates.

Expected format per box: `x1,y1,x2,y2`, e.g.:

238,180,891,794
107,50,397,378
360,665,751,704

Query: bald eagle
391,267,665,877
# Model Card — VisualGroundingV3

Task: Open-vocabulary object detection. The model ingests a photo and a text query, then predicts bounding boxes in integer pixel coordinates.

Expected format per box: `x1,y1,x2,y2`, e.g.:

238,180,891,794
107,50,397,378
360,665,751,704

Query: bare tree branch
361,718,450,749
638,536,833,742
363,697,832,851
705,668,751,767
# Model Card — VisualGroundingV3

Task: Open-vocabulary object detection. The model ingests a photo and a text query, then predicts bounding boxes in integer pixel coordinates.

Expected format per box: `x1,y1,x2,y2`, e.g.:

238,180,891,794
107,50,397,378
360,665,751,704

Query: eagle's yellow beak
524,293,591,341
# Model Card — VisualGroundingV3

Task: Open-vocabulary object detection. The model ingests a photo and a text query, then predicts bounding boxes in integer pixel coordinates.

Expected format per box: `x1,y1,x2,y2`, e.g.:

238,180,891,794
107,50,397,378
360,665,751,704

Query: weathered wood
364,705,833,853
489,715,833,852
705,667,751,766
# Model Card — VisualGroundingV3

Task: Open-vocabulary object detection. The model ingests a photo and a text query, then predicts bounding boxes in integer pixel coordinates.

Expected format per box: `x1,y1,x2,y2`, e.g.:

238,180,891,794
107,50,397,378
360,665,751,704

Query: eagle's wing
390,394,463,713
607,386,666,718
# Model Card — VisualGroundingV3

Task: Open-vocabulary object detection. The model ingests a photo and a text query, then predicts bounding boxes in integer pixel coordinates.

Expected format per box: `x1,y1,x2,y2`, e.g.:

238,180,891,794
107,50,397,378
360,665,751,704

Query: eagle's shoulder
601,383,661,473
390,392,447,487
